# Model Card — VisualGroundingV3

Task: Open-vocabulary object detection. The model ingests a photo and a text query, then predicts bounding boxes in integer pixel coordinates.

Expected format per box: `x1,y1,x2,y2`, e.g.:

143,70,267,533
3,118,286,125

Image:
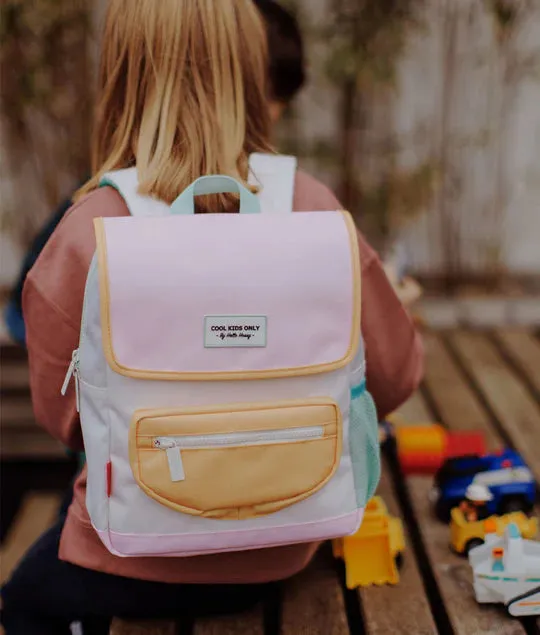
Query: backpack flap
94,211,360,380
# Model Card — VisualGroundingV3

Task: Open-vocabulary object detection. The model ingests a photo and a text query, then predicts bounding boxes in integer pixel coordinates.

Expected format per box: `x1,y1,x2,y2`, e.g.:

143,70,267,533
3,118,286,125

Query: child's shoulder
64,186,129,227
293,169,379,269
30,186,129,282
293,170,342,212
54,186,129,249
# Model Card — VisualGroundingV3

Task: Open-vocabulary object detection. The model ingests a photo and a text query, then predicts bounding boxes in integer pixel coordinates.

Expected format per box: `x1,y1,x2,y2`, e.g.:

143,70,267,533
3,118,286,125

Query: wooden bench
2,329,540,634
1,344,66,459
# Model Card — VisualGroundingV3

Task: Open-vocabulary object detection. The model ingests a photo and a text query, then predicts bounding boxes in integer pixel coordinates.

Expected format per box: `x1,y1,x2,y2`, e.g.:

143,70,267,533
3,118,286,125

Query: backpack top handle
170,175,261,216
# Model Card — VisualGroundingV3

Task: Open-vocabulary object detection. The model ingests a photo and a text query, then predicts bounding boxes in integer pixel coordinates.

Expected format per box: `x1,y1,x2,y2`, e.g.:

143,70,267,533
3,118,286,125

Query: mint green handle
170,175,260,215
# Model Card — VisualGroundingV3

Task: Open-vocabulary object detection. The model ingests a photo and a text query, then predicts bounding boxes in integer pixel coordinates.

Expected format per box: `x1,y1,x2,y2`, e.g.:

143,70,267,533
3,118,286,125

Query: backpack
62,154,381,557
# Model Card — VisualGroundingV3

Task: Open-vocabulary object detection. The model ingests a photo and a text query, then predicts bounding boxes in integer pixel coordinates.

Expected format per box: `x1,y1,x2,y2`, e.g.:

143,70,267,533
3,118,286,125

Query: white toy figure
460,484,493,522
469,522,540,617
382,243,422,308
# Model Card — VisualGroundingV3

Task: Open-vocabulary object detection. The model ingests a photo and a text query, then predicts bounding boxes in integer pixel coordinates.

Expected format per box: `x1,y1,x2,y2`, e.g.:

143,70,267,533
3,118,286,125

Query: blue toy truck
431,449,536,522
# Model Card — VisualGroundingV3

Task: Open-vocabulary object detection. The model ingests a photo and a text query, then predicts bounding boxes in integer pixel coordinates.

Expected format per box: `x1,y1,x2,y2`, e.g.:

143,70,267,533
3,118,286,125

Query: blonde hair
78,0,273,210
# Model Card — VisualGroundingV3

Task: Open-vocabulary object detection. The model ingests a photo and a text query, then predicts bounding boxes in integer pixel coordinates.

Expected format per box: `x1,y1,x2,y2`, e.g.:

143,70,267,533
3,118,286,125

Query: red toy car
381,420,486,475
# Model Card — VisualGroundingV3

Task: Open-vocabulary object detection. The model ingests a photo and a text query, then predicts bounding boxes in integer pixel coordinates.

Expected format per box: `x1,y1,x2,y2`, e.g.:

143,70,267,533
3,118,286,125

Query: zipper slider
61,349,80,412
154,438,185,481
154,437,177,449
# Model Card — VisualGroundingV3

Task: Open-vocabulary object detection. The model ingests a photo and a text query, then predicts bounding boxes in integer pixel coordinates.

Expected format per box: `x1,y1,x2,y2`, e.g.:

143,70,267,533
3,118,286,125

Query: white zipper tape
153,425,324,451
153,425,325,481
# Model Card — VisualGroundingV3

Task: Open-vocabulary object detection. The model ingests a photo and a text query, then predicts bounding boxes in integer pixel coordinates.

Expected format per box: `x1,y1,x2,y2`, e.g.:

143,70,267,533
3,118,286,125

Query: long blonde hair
78,0,273,210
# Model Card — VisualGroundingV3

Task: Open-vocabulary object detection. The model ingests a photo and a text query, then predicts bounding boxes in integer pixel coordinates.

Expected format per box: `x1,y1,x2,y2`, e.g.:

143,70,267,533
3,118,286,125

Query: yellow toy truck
333,496,405,589
450,507,538,556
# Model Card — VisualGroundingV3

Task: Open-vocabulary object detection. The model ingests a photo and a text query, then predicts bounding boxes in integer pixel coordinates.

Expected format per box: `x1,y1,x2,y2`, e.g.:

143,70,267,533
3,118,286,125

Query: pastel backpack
62,154,381,557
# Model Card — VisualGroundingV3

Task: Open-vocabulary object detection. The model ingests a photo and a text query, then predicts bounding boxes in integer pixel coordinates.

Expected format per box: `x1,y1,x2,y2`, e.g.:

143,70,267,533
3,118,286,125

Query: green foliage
322,0,423,89
359,163,438,240
317,0,431,247
1,0,90,121
489,0,520,31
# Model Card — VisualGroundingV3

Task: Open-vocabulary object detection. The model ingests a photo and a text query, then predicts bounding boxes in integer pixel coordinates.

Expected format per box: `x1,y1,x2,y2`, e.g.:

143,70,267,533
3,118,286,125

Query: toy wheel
394,552,404,570
499,495,530,515
465,538,484,555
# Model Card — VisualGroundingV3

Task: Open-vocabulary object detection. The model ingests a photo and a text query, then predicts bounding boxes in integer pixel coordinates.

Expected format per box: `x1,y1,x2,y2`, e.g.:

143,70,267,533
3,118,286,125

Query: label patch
204,316,267,348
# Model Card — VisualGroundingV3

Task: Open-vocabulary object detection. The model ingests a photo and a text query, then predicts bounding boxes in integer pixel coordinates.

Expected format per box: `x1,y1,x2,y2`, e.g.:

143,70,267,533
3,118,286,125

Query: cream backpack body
62,155,381,557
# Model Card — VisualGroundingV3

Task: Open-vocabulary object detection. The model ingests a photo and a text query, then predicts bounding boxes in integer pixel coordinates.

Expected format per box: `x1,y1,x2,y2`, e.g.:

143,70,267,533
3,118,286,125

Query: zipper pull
74,362,80,413
154,438,185,482
61,350,78,396
154,437,176,449
61,350,80,412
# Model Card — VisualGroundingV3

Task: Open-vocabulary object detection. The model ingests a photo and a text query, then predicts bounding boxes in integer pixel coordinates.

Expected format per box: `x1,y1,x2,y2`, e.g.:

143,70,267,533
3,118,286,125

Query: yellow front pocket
129,399,342,520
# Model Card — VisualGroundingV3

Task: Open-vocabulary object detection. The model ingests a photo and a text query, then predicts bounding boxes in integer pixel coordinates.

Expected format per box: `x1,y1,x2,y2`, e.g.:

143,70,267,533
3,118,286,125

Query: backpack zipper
60,256,97,409
61,349,80,412
153,425,324,482
154,426,324,450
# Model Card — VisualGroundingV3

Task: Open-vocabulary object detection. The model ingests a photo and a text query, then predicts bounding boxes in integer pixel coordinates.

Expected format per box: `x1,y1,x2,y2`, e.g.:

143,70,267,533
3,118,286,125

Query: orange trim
94,212,361,381
128,398,342,519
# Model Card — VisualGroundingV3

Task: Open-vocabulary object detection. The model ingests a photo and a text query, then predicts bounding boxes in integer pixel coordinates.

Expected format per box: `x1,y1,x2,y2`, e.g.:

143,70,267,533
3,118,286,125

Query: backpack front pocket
129,399,342,520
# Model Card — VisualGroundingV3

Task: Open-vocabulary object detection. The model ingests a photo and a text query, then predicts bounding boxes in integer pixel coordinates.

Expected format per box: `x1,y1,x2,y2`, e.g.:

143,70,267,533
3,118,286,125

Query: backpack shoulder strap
248,153,297,214
100,167,170,217
102,159,298,216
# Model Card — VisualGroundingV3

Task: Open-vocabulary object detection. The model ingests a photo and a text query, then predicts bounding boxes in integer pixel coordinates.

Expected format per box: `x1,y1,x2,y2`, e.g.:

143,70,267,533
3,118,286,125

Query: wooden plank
281,548,349,635
0,345,27,362
360,467,437,635
493,328,540,398
0,430,67,459
423,332,500,450
0,397,36,427
110,620,175,635
194,607,264,635
0,382,66,458
404,349,527,634
399,391,433,423
113,595,264,633
397,391,432,422
449,331,540,481
0,492,61,584
407,477,526,635
0,362,30,392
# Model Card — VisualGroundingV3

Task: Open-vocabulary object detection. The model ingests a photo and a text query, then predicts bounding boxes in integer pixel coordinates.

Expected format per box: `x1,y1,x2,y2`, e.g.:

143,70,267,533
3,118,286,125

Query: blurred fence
1,0,539,287
280,0,540,281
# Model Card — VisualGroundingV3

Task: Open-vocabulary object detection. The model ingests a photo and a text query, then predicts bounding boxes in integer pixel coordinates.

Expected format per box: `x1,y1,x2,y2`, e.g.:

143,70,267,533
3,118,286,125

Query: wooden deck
2,329,540,635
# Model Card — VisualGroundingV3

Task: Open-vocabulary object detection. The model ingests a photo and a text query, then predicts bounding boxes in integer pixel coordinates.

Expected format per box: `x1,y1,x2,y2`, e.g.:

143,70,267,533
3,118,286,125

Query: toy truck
431,449,536,522
333,496,405,589
380,418,486,475
469,522,540,617
450,508,538,555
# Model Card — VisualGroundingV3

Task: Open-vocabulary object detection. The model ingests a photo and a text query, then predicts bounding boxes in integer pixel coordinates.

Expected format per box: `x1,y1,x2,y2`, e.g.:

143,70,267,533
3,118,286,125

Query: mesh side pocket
349,383,381,507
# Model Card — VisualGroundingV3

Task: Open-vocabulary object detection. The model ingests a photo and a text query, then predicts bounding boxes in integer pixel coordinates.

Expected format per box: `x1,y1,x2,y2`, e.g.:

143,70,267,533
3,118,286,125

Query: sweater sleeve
359,247,424,418
293,171,424,417
23,276,83,450
22,187,129,451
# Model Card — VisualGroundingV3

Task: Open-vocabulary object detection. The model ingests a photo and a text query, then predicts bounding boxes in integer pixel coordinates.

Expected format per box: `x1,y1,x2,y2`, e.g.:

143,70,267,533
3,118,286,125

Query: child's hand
394,276,422,307
383,262,422,307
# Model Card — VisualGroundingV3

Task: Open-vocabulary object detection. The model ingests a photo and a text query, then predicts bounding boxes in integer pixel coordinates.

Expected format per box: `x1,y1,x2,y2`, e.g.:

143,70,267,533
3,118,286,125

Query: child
3,0,308,521
3,0,306,347
1,1,423,633
3,0,308,524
